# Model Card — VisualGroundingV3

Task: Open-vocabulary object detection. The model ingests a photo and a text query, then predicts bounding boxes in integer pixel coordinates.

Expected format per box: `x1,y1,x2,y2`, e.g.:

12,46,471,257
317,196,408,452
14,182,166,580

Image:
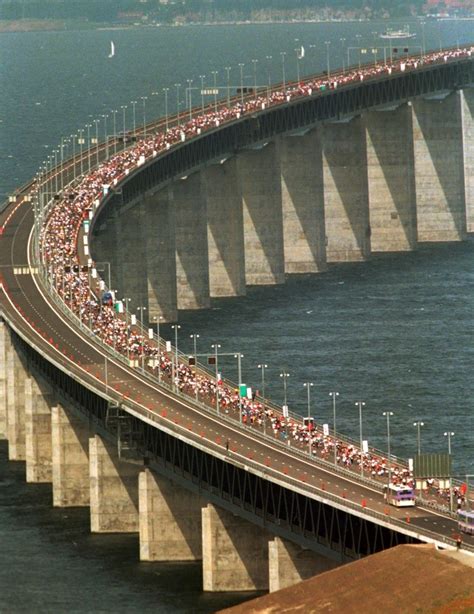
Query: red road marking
361,499,367,508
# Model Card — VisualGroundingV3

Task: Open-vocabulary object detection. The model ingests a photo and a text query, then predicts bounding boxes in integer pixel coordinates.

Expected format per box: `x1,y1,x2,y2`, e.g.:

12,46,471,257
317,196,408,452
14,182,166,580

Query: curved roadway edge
2,58,474,556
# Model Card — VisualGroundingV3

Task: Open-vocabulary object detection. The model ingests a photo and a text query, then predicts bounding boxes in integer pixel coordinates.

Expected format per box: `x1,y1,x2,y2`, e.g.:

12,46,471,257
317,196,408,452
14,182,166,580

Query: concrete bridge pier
89,434,141,533
143,188,178,323
172,173,211,310
322,117,371,262
24,376,53,483
139,468,204,561
461,89,474,232
412,93,467,242
117,200,148,311
6,341,28,460
51,403,90,507
202,503,271,592
268,536,338,593
365,104,417,252
238,143,285,285
0,321,11,439
204,158,246,297
278,131,327,273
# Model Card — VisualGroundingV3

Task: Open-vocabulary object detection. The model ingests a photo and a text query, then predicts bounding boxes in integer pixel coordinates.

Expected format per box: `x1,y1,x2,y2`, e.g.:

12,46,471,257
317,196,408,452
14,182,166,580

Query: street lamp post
140,96,147,137
131,100,137,137
122,297,131,361
340,38,346,73
355,401,366,476
413,420,425,456
211,343,221,413
303,382,314,456
444,431,455,512
199,75,206,111
383,411,394,488
101,114,108,159
279,371,290,409
413,420,425,499
137,306,147,370
120,106,127,148
163,87,169,131
356,34,362,69
325,40,331,79
171,324,181,370
224,68,231,107
153,315,163,383
175,84,181,126
211,70,218,113
93,118,100,166
329,391,339,465
186,79,193,120
238,63,244,105
251,59,258,92
265,55,272,100
190,333,199,399
257,363,268,433
111,109,117,154
234,353,244,424
280,52,287,91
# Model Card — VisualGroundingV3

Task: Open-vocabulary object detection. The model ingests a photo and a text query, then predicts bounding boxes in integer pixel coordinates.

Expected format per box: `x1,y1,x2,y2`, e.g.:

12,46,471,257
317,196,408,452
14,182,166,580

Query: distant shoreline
0,15,472,34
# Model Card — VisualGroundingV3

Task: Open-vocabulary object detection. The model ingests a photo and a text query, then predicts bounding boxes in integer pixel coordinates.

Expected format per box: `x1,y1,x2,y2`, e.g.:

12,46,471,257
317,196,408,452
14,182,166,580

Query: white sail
108,41,115,58
297,45,305,60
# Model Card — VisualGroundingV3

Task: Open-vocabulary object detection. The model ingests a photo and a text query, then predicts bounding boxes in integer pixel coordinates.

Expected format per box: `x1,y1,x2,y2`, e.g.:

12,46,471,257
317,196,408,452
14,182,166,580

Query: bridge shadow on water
0,441,260,613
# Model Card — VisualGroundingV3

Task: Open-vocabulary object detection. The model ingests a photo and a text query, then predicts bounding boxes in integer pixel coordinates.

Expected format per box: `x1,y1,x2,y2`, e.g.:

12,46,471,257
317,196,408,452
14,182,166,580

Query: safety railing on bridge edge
11,45,473,517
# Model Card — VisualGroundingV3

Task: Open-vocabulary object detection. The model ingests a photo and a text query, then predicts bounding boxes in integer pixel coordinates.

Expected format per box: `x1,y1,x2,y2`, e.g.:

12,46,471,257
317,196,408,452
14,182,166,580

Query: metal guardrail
5,47,473,527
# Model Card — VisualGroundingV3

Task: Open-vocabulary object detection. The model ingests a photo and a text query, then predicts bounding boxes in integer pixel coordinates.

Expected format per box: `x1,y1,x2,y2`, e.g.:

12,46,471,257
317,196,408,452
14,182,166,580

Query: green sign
239,384,247,397
413,453,451,479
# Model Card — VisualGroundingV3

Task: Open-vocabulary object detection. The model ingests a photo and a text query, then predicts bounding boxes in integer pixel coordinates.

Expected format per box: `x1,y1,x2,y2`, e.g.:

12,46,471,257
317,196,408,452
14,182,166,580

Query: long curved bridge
1,46,473,593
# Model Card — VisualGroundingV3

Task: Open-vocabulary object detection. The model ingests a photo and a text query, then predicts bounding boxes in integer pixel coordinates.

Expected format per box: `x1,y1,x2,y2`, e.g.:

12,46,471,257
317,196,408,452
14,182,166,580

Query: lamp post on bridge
356,34,362,69
257,363,268,434
413,420,425,456
265,56,272,101
251,59,258,92
120,106,127,148
325,40,331,79
279,371,290,411
211,343,221,413
355,401,366,477
93,118,100,167
383,411,394,488
186,79,193,120
340,38,346,74
329,391,339,465
234,353,244,424
131,100,137,138
136,305,147,370
174,84,181,126
280,52,287,92
190,333,200,399
444,431,455,512
238,63,245,105
211,70,218,113
101,114,109,159
140,96,147,137
199,75,206,111
153,315,163,383
163,87,169,131
171,324,181,372
111,110,117,154
122,297,131,361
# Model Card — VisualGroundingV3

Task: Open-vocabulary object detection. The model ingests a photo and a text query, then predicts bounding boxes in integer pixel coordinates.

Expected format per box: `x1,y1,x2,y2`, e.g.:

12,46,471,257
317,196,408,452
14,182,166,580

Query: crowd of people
38,46,473,509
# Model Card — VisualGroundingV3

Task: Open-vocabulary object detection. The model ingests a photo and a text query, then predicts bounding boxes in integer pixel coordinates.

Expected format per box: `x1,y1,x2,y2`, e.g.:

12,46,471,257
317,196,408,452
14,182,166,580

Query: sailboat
108,41,115,59
297,45,305,60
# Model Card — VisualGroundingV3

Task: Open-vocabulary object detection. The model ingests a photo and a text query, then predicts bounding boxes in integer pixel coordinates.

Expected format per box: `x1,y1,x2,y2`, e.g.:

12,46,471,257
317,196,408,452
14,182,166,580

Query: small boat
108,41,115,58
297,45,305,60
379,27,417,40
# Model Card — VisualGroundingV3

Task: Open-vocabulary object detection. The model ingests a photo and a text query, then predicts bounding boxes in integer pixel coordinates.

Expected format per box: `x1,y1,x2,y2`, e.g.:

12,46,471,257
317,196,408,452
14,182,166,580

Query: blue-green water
0,19,473,612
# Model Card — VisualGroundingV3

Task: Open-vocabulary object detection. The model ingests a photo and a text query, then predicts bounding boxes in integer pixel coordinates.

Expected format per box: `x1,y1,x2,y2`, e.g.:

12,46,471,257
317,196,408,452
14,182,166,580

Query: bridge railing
10,44,472,517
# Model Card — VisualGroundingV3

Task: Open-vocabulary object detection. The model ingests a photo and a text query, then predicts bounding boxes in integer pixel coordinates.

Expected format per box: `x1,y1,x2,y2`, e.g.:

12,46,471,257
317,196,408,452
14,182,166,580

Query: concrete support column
461,89,474,232
117,199,148,310
238,143,285,285
279,131,327,273
25,377,53,483
202,503,271,592
322,117,371,262
6,344,28,460
144,188,177,322
89,434,141,533
172,173,211,310
268,537,338,593
51,404,90,507
365,104,417,251
139,469,204,561
412,93,467,241
0,321,10,439
204,159,246,297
